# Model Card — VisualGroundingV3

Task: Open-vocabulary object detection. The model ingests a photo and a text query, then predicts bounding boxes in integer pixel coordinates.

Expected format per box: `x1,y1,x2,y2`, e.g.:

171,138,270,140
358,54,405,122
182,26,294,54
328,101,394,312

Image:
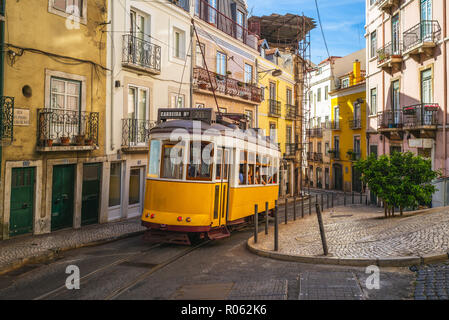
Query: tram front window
161,143,184,180
187,142,213,181
239,151,247,185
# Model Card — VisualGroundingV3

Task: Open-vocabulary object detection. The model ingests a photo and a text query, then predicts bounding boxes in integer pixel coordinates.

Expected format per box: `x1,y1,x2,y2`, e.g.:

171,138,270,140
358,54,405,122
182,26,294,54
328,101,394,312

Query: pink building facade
366,0,449,206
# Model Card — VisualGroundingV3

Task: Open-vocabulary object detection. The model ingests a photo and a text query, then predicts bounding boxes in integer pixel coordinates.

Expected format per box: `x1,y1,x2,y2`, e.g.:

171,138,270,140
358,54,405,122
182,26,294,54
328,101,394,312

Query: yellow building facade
0,0,108,240
329,61,366,192
257,48,296,196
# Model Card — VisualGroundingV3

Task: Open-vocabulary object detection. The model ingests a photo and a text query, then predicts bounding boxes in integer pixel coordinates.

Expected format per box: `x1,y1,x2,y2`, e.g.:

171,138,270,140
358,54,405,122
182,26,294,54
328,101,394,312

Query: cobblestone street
413,263,449,300
251,205,449,261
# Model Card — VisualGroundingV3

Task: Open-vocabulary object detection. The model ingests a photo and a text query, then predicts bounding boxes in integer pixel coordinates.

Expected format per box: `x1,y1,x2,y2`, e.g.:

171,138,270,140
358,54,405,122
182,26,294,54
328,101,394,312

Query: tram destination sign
158,108,216,124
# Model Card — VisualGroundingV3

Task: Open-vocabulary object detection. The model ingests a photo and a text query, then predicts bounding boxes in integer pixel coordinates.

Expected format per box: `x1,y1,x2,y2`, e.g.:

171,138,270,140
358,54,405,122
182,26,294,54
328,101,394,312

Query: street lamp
258,68,283,77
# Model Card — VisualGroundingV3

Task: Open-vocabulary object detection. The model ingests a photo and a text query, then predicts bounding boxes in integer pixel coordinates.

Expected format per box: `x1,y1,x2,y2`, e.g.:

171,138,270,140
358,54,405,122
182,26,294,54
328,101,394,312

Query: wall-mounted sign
14,108,30,126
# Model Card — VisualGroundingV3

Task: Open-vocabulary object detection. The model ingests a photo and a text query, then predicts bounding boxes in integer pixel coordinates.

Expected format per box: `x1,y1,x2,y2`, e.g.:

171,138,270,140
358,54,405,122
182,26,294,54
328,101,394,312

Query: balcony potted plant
328,149,336,158
403,106,416,115
60,136,70,146
216,74,225,81
75,134,85,146
424,104,439,112
226,71,232,77
85,137,94,146
198,82,208,90
237,81,245,87
46,139,53,147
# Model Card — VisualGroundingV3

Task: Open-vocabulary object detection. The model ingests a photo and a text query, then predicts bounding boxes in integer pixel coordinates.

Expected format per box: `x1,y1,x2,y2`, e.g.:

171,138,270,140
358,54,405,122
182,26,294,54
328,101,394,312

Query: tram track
33,240,211,300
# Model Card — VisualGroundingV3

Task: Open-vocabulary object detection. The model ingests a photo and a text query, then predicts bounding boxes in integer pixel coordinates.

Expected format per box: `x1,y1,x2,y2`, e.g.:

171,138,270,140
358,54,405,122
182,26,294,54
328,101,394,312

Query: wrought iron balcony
37,108,99,150
313,152,323,163
122,119,156,150
347,150,361,161
122,34,161,74
168,0,190,12
349,118,362,130
403,103,439,132
285,143,296,157
403,21,441,56
377,41,402,73
268,99,281,117
1,96,14,144
328,149,340,160
193,67,262,103
285,104,297,120
195,0,258,49
378,110,403,129
330,121,341,130
307,152,313,161
314,127,323,138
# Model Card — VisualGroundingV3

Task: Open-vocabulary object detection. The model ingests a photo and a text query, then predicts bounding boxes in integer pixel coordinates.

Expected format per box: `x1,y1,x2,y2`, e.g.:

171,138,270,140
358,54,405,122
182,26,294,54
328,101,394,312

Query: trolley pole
274,200,279,251
254,204,258,244
315,203,329,256
265,202,269,235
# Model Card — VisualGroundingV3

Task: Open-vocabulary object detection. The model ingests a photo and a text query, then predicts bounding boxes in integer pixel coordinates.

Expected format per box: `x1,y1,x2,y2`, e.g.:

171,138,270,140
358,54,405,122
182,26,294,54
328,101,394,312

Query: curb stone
247,238,449,267
0,230,145,276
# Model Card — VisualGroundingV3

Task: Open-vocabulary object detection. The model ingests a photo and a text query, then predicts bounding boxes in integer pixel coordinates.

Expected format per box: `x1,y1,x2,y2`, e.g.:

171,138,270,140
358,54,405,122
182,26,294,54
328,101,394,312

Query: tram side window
272,158,278,184
261,156,268,185
216,148,223,180
255,154,261,185
248,152,255,185
161,143,184,180
239,150,247,185
188,142,213,181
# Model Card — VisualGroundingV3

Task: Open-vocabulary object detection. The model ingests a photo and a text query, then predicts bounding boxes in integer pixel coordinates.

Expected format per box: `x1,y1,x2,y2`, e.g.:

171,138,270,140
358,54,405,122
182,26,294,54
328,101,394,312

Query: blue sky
246,0,366,64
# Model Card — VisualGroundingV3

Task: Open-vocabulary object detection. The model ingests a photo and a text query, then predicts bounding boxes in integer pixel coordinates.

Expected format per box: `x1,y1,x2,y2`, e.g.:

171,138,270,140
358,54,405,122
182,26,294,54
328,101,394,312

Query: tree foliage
355,152,440,217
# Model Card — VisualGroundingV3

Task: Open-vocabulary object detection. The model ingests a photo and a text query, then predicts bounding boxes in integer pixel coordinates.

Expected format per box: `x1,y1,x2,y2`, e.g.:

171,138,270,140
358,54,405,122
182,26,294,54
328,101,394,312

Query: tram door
212,148,230,228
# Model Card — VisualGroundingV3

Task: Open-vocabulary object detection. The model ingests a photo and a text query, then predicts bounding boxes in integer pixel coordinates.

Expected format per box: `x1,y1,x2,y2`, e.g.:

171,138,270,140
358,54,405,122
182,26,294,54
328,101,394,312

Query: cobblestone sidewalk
251,205,449,262
0,218,146,274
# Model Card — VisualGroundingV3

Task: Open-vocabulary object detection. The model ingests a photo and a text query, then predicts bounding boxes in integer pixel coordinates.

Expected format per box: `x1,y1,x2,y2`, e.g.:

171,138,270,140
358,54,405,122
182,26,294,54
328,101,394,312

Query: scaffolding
248,13,314,196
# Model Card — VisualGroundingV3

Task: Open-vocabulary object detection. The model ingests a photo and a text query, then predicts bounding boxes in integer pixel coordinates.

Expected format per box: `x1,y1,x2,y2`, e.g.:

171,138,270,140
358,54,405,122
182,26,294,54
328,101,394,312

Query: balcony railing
195,0,258,49
377,41,402,65
168,0,190,12
268,100,281,117
285,143,296,157
37,109,99,148
376,0,400,12
307,152,313,161
314,128,323,137
330,121,341,130
122,119,156,148
378,110,403,129
314,152,323,163
193,67,262,103
403,20,441,54
347,151,361,161
403,103,439,128
285,104,297,120
122,34,161,74
349,118,362,130
1,96,14,144
328,149,340,160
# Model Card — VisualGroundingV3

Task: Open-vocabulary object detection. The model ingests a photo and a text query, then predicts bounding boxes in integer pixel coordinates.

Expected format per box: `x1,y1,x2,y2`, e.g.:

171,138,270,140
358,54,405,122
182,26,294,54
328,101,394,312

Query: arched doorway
333,164,343,191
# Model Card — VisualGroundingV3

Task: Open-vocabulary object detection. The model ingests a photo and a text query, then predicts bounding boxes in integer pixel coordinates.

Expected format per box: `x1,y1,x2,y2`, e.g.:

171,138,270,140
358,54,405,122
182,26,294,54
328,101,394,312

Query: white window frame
48,0,87,25
45,69,86,111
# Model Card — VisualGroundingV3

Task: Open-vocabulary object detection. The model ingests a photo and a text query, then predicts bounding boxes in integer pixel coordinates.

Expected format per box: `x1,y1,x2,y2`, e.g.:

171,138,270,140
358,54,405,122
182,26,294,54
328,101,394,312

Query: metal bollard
315,203,329,256
360,192,363,204
293,197,297,221
309,197,312,216
332,193,334,208
265,202,269,235
254,204,258,243
285,198,288,224
352,192,355,204
344,192,346,206
301,197,304,218
365,194,368,206
321,194,324,211
274,200,279,251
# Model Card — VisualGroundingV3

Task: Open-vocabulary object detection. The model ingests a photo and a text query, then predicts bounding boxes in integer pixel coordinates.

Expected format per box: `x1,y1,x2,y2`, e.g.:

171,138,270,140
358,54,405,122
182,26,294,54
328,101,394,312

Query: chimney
353,59,361,85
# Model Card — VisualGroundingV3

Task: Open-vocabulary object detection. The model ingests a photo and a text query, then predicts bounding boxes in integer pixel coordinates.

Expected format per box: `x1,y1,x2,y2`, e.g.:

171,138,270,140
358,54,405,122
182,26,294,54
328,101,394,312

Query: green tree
355,152,439,218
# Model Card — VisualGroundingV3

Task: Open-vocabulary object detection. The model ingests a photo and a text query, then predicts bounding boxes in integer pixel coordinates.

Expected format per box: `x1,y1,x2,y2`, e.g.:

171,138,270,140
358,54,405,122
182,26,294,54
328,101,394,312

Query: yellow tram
141,108,281,244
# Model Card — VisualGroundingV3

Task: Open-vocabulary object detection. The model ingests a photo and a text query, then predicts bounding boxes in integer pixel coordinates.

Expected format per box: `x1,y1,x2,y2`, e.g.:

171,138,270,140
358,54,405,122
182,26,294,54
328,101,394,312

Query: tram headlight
150,214,155,219
186,217,191,223
177,216,183,222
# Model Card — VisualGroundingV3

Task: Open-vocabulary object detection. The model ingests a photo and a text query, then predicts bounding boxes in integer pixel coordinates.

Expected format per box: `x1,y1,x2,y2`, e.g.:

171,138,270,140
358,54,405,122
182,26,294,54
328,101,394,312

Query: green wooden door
51,165,75,231
81,163,101,226
10,167,35,237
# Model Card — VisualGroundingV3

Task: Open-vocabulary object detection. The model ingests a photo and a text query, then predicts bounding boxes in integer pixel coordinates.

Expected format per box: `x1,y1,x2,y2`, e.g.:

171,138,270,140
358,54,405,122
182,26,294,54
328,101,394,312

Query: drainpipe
443,0,447,177
0,0,6,179
109,0,115,151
